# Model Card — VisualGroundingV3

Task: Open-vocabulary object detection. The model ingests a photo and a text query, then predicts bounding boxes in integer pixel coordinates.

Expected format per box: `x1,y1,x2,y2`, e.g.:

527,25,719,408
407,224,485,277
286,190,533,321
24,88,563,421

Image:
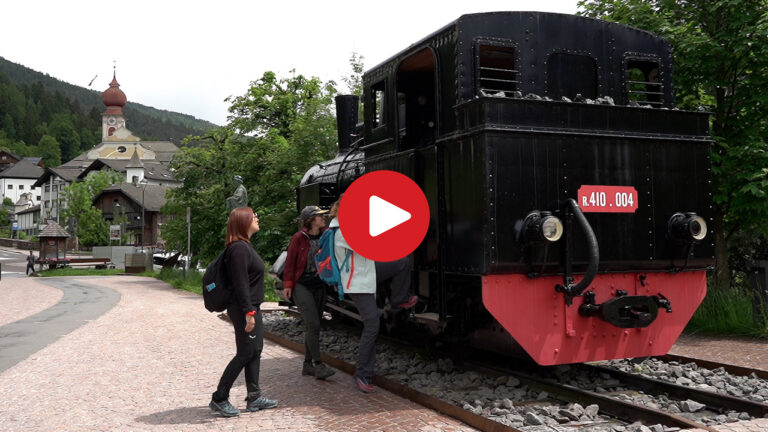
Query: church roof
76,159,177,183
126,150,144,168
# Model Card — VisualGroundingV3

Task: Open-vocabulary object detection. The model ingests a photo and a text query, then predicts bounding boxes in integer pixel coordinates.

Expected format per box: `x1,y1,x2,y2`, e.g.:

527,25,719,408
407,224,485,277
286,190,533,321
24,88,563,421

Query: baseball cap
299,205,328,222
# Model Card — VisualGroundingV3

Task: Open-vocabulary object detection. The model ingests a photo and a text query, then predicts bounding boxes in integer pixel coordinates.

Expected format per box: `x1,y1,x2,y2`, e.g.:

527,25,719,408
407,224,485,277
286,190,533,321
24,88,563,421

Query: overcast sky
2,1,579,126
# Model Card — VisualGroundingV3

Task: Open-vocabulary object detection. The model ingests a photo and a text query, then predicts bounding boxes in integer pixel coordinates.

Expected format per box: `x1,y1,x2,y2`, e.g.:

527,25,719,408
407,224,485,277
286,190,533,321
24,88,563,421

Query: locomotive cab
298,12,714,365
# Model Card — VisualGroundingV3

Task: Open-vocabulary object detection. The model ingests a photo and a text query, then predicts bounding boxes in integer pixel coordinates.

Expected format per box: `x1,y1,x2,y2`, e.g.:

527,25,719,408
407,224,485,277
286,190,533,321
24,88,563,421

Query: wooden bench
66,258,114,269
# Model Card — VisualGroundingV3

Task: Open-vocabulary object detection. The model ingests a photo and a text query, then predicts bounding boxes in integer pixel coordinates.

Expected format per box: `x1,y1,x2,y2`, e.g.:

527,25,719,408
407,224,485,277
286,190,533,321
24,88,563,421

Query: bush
151,266,280,302
687,274,768,337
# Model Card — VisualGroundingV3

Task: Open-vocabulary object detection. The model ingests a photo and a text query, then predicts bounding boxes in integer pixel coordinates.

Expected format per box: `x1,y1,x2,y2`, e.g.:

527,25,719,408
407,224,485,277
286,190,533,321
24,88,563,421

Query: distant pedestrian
283,205,335,380
328,200,418,393
26,251,36,276
209,207,278,417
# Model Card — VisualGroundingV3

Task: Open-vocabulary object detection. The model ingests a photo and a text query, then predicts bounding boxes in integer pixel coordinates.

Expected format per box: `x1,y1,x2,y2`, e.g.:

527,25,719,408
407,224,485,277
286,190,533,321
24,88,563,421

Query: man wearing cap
282,205,336,380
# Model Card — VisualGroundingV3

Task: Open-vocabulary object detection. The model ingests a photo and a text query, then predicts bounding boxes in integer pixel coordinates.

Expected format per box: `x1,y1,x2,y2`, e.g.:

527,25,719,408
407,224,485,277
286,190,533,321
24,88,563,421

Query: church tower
101,68,128,140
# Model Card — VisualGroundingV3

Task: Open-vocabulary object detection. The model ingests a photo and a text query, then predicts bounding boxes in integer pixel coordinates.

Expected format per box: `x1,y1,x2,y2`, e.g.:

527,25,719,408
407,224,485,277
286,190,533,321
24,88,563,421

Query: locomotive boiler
295,12,714,365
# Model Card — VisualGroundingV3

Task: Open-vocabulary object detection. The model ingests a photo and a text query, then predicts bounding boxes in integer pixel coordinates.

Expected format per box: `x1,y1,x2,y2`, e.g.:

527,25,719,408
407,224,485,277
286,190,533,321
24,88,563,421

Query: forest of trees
578,0,768,292
0,71,100,166
0,56,216,168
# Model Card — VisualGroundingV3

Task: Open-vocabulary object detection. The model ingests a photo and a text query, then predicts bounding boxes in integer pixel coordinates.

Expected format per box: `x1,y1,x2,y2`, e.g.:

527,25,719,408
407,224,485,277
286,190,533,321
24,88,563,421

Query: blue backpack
314,227,351,300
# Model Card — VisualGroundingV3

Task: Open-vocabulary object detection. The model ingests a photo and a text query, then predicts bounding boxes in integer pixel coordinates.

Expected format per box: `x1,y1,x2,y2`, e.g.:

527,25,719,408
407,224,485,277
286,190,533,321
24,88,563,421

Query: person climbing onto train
209,207,278,417
282,205,336,380
327,199,418,393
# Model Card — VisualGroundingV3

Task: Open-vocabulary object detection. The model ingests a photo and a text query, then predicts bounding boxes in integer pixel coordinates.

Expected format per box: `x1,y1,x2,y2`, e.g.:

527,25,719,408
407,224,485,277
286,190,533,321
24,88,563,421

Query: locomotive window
371,81,386,128
477,45,518,97
626,60,662,106
547,53,598,100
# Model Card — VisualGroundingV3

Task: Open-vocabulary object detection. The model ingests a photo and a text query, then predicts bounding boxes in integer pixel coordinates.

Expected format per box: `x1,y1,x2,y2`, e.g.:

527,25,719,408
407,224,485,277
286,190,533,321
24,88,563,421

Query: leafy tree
342,52,365,97
60,170,123,246
37,134,61,167
579,0,768,290
163,71,338,264
48,114,81,162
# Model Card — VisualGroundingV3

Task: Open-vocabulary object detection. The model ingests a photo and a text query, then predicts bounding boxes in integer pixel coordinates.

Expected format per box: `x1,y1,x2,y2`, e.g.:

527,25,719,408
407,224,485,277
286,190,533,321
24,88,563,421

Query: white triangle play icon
369,195,411,237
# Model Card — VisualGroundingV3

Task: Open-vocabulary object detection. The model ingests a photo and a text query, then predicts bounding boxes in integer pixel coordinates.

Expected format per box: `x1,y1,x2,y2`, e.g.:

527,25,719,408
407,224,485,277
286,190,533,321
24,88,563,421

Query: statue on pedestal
226,175,248,212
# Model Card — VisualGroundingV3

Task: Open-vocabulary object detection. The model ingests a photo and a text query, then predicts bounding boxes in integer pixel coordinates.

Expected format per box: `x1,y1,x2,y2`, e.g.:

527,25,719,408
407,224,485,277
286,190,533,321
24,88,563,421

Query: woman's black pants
212,303,263,402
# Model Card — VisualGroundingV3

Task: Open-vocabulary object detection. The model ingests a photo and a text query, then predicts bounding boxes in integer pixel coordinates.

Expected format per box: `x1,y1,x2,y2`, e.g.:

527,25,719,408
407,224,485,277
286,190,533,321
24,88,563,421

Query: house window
371,81,386,128
7,185,11,190
36,196,41,200
45,185,50,192
547,53,598,100
19,185,24,190
626,59,662,106
477,44,518,97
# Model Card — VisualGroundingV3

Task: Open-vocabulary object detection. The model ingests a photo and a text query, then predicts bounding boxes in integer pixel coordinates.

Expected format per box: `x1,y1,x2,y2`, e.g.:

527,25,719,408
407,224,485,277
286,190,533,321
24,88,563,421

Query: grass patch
686,284,768,337
37,268,125,277
146,268,280,303
150,267,204,295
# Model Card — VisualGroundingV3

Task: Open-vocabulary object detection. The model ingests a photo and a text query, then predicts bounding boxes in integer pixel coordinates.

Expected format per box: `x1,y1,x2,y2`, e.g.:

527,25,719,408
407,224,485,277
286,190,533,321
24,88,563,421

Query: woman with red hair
209,207,278,417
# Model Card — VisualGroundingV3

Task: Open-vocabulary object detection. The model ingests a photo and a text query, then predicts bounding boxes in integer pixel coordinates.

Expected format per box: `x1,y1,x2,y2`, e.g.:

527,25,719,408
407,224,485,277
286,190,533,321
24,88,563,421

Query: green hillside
0,56,217,159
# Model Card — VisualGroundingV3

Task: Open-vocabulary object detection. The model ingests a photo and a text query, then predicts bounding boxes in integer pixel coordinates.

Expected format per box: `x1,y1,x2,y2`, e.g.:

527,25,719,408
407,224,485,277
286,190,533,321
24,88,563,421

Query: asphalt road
0,274,121,374
0,248,31,276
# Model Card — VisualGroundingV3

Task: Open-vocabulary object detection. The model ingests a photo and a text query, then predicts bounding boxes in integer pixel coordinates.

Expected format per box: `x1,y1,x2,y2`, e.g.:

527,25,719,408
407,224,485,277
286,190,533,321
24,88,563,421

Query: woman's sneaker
302,361,315,376
313,362,336,380
355,376,376,393
396,295,418,309
246,396,278,412
209,399,240,417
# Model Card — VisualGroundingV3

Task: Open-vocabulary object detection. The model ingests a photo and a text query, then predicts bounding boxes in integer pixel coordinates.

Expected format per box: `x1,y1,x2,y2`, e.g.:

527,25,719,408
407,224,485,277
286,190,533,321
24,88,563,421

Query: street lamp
139,179,148,251
114,201,122,246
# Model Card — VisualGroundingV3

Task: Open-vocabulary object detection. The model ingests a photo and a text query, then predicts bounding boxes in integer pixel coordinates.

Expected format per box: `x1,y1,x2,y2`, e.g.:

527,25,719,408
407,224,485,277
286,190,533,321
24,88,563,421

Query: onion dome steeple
102,71,127,114
101,64,129,140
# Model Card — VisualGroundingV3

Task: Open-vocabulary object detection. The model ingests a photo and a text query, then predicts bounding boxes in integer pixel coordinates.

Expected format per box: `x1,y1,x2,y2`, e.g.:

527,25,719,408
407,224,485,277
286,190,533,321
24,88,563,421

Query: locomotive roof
365,11,670,77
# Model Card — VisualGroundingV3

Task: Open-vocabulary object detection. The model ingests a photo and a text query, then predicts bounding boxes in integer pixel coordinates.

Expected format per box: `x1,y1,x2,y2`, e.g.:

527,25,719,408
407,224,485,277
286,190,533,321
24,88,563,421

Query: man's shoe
302,361,315,376
355,376,376,393
313,362,336,380
396,295,418,309
246,396,278,412
209,399,240,417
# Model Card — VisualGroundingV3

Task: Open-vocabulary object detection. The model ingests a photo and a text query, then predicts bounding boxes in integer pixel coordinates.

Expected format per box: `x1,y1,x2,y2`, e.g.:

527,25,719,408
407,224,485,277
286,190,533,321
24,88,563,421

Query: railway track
259,309,768,432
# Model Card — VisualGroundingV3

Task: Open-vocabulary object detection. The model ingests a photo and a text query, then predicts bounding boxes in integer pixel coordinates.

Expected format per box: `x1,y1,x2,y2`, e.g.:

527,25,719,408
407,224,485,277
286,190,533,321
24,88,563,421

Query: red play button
338,170,429,261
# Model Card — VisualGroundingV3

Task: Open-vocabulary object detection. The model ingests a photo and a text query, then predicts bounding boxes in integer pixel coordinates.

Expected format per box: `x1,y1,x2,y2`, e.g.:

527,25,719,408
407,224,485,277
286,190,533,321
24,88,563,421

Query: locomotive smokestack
335,95,359,153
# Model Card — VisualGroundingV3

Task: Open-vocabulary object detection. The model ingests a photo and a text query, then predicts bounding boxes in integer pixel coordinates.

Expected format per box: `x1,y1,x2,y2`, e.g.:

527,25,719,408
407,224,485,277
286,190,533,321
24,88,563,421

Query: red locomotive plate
577,185,638,213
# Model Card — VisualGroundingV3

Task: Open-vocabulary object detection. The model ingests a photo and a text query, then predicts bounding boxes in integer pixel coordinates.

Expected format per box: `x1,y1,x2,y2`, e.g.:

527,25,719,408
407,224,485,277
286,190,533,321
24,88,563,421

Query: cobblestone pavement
685,419,768,432
0,276,477,432
2,274,768,431
670,333,768,372
0,276,63,326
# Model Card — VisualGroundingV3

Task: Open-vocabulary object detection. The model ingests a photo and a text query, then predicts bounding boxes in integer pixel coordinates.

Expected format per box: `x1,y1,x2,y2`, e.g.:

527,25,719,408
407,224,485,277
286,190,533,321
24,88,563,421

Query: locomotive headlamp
522,211,564,244
541,213,564,242
668,212,707,243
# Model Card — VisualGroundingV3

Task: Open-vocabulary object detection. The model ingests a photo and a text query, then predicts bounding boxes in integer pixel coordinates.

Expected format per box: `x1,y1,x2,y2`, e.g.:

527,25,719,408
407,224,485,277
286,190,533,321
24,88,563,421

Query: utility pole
185,206,190,279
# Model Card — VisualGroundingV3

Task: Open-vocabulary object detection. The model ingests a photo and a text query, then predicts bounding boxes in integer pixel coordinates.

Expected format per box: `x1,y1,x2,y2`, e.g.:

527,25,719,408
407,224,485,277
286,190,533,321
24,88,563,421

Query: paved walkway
0,276,476,432
670,333,768,372
1,272,767,431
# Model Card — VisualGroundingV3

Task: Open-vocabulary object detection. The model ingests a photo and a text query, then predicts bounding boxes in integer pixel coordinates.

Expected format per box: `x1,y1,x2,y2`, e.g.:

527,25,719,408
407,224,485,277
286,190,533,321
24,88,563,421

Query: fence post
750,260,768,321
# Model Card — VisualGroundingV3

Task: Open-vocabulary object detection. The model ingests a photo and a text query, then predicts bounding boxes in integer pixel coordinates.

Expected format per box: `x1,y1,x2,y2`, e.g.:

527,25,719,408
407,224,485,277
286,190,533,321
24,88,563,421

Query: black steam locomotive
295,12,713,365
